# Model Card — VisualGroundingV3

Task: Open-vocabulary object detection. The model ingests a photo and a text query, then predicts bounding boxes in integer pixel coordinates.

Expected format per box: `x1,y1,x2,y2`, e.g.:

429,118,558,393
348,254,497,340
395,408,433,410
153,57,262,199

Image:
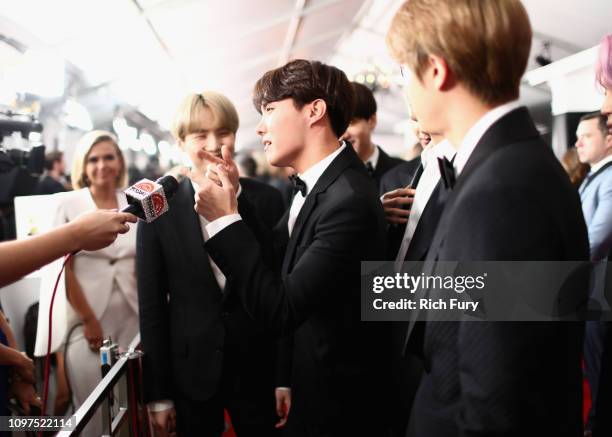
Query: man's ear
307,99,327,127
367,113,377,130
605,133,612,150
426,54,454,91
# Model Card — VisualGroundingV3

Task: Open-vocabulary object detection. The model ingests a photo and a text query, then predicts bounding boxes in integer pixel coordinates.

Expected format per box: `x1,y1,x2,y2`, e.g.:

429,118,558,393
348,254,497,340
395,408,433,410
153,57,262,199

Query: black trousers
174,363,279,437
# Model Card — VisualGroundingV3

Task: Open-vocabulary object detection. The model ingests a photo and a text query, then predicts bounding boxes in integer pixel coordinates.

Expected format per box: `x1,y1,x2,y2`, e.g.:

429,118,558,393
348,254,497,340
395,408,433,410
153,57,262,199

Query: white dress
35,188,139,436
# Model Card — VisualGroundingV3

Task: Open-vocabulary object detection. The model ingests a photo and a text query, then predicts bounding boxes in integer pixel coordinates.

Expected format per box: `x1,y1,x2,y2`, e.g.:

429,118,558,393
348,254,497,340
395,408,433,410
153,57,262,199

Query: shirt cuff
148,400,174,412
276,387,291,391
205,214,242,239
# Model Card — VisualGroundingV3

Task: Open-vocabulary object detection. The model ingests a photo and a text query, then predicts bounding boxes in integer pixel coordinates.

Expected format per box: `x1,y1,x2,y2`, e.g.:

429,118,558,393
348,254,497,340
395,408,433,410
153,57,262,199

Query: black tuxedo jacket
411,107,589,437
373,146,404,189
379,156,421,196
136,177,286,406
379,157,421,259
206,146,389,431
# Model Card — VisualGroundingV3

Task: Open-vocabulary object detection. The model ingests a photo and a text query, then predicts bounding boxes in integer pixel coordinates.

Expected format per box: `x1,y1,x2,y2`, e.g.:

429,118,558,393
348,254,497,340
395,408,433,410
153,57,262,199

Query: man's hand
197,146,240,193
69,210,137,252
150,407,176,437
381,187,416,225
189,164,238,222
275,388,291,428
10,380,41,415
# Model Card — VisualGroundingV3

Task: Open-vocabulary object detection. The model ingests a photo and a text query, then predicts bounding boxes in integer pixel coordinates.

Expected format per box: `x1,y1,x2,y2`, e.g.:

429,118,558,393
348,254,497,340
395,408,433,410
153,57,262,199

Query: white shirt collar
421,139,454,169
298,142,346,196
454,100,521,176
365,145,380,169
590,154,612,174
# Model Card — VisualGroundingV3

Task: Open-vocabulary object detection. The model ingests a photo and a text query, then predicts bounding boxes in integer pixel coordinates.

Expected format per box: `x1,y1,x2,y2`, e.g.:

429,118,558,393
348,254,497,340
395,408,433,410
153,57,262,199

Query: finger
384,196,414,207
206,167,222,186
118,212,138,224
196,149,225,166
275,416,288,428
276,398,282,417
221,145,235,167
117,223,130,234
388,216,409,225
216,165,233,191
385,208,411,217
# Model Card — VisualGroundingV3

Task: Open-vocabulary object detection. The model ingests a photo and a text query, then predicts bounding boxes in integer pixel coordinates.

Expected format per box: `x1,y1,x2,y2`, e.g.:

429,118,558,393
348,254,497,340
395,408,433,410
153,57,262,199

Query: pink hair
596,34,612,89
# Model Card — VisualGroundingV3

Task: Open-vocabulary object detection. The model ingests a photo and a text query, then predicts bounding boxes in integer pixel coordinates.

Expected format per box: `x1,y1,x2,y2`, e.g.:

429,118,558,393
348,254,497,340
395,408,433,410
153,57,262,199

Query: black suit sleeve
206,193,380,334
136,222,172,403
237,192,293,388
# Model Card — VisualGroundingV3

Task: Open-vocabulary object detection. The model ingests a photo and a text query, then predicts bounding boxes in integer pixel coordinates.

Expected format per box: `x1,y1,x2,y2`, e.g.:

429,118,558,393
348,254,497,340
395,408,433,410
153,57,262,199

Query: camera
0,114,45,206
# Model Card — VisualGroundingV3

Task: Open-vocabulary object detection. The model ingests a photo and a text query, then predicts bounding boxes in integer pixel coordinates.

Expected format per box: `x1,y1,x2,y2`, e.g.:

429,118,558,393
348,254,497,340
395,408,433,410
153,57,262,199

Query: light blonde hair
386,0,532,105
71,130,127,190
171,91,239,142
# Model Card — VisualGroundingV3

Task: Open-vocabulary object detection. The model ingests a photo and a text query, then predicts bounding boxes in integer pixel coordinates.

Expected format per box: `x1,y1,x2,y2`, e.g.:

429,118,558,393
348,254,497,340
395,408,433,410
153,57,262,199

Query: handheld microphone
122,175,179,222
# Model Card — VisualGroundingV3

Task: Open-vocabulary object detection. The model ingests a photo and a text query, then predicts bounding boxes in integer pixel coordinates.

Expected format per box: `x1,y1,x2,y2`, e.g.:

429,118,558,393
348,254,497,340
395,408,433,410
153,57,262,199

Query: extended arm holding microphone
0,210,137,288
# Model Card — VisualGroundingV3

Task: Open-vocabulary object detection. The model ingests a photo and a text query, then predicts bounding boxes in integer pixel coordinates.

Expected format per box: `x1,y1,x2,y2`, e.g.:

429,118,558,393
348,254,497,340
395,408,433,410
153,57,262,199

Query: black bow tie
365,162,375,178
437,156,456,189
289,174,308,197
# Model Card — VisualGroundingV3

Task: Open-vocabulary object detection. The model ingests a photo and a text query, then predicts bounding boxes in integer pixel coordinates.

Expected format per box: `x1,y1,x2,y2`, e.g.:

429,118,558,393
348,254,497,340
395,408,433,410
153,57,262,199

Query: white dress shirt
365,145,380,170
590,154,612,174
287,143,346,236
394,140,455,269
453,100,521,176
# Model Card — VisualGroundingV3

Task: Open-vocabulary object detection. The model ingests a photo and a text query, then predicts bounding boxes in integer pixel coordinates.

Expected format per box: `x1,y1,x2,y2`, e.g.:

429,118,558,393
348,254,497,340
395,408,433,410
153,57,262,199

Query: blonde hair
71,130,127,190
171,91,239,142
386,0,532,105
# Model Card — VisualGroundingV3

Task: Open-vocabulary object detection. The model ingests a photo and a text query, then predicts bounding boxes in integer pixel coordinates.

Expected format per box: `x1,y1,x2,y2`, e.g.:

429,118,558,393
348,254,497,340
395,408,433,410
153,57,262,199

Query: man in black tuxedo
387,1,589,436
341,81,403,190
379,131,454,437
189,60,389,437
137,90,287,437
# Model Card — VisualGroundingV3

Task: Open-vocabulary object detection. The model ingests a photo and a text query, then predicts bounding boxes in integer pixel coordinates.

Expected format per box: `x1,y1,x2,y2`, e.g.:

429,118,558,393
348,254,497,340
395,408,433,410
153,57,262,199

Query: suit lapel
405,107,540,347
282,146,360,275
173,179,223,297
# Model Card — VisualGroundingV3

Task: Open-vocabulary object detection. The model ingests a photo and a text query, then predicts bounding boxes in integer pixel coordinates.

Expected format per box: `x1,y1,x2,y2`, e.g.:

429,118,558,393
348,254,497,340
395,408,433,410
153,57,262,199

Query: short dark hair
351,82,377,120
253,59,355,138
579,112,608,137
44,151,63,171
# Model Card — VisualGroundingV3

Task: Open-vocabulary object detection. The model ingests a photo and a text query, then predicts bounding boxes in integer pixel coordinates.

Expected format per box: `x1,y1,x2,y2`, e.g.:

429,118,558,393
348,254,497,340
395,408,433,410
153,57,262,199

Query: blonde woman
50,131,138,435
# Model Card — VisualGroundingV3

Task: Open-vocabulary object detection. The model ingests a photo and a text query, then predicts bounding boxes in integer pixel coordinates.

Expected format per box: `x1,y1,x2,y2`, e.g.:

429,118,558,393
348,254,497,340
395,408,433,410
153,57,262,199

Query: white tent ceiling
0,0,610,152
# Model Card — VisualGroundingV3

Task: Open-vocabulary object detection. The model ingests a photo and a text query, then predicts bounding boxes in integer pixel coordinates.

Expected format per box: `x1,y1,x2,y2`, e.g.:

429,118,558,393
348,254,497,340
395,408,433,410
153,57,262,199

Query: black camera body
0,117,45,205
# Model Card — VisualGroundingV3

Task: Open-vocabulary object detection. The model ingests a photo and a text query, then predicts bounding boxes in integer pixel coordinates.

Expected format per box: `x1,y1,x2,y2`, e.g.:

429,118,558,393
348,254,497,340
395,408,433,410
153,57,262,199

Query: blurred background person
37,130,139,436
576,111,612,260
583,34,612,437
561,147,589,187
236,151,259,179
34,151,69,195
341,81,403,190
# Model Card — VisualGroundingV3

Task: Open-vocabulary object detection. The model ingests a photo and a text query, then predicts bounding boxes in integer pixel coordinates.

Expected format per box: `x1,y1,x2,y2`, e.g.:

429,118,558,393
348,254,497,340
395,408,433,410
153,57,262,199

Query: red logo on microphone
135,181,155,193
151,193,165,215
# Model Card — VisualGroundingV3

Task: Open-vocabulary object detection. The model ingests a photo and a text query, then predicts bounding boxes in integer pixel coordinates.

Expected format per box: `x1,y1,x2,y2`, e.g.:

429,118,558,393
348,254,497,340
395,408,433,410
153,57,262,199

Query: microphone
122,175,179,222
